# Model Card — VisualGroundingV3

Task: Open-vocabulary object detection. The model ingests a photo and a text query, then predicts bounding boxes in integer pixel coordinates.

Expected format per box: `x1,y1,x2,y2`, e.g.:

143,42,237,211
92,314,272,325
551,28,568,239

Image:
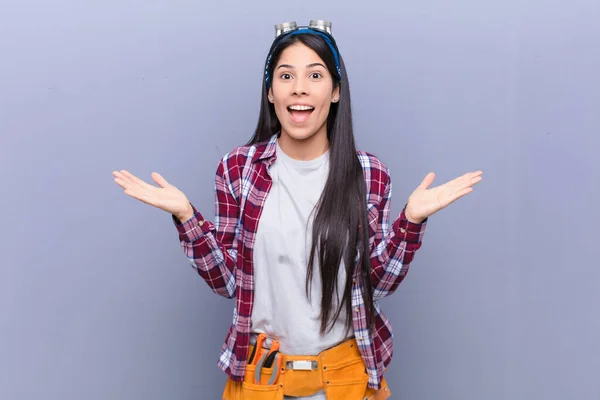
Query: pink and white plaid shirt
173,134,427,389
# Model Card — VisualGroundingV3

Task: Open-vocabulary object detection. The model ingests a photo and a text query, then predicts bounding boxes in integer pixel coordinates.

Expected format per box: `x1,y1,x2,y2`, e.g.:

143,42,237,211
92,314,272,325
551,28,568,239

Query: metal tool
248,333,267,365
254,337,280,385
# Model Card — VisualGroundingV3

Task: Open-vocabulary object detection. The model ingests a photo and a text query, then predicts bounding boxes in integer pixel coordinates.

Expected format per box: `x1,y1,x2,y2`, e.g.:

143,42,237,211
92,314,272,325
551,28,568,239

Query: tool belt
221,333,391,400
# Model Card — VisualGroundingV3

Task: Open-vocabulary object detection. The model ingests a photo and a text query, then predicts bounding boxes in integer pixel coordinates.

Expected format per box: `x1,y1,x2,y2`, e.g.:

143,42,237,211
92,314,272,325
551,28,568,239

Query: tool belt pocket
240,363,284,400
323,354,369,384
322,356,370,399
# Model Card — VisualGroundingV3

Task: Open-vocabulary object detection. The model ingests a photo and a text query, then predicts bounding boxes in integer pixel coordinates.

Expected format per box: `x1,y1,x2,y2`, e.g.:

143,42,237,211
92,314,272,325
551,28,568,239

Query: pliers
248,333,267,365
250,333,282,385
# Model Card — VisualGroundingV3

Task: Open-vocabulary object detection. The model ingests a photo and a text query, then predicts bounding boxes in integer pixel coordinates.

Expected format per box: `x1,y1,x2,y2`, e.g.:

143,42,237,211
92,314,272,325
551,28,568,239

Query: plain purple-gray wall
1,0,599,399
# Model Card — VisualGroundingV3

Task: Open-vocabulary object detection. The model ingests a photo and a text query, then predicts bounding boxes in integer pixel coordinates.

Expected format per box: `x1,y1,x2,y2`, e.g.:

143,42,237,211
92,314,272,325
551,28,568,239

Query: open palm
405,171,483,223
112,170,191,219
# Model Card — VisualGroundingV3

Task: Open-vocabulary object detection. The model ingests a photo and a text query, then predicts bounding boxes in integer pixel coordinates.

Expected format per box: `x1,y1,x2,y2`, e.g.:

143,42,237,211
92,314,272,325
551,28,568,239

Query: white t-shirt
252,140,351,399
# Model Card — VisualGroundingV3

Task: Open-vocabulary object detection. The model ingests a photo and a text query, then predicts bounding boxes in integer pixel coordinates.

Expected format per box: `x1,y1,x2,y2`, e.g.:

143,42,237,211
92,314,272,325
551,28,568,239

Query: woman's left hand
404,171,483,223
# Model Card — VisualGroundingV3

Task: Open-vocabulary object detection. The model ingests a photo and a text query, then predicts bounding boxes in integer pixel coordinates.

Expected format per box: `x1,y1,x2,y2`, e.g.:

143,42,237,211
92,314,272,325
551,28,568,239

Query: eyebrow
276,63,326,70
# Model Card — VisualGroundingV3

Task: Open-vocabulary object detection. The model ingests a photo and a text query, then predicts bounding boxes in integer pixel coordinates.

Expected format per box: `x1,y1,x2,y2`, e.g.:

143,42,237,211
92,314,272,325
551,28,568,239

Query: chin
280,124,327,143
282,129,316,141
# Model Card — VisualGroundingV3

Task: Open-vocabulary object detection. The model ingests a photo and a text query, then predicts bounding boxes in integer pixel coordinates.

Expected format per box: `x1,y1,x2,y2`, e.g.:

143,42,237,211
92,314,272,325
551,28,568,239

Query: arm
172,157,239,299
369,170,427,301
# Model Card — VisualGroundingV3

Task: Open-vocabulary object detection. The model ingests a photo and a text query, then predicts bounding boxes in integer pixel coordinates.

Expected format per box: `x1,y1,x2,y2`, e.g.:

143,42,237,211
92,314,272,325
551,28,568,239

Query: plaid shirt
173,134,427,389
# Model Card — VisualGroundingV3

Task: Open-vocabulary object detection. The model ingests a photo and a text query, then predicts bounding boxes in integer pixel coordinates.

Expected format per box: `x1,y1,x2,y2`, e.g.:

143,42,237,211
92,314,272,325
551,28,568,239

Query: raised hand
112,170,193,222
404,171,483,223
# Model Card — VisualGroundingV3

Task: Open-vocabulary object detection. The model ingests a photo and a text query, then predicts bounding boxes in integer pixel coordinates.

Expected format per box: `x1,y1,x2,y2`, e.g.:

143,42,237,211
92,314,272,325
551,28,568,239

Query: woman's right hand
113,170,194,222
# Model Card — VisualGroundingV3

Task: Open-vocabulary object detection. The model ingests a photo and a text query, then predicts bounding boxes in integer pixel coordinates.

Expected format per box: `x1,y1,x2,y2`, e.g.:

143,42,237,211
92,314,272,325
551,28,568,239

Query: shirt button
400,227,406,233
354,307,360,313
357,337,363,341
198,220,205,226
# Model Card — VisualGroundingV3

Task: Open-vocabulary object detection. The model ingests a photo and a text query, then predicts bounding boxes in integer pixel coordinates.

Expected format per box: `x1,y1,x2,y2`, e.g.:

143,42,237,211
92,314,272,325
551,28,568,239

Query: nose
292,76,308,96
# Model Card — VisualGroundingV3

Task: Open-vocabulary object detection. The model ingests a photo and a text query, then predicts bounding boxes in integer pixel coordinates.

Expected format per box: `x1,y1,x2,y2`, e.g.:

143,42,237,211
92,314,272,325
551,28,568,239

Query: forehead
276,42,325,66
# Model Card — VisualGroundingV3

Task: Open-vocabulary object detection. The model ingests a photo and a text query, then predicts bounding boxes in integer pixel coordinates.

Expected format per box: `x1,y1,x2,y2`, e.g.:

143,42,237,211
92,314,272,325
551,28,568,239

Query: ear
331,85,340,103
268,87,274,103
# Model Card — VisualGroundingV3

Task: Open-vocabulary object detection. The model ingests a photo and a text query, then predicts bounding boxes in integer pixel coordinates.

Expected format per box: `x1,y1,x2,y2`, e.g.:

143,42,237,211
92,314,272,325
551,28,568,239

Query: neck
278,127,329,161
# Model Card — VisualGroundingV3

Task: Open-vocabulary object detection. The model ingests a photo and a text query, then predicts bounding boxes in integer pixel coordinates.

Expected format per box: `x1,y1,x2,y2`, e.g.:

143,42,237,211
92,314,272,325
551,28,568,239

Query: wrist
404,206,425,224
176,204,194,223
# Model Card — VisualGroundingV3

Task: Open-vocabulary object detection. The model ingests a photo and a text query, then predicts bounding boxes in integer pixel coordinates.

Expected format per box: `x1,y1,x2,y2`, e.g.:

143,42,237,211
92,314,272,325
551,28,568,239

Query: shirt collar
251,133,279,163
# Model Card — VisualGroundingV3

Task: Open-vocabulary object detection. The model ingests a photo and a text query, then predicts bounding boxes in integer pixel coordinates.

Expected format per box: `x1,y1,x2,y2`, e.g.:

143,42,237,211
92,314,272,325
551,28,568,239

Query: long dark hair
247,33,375,335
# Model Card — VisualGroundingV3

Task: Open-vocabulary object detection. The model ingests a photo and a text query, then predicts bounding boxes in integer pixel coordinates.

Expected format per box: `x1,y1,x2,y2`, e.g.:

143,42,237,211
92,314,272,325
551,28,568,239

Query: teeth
288,105,314,111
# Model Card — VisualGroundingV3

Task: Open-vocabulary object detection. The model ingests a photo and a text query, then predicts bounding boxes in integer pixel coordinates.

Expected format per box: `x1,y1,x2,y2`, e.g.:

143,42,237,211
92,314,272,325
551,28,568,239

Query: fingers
114,175,148,201
119,170,154,190
113,169,158,204
447,171,482,199
470,175,483,186
123,187,144,202
151,172,170,188
440,186,474,208
113,176,128,190
113,169,160,192
113,170,136,188
451,186,473,202
467,171,483,184
459,172,482,188
465,171,483,189
112,171,134,190
447,171,483,191
117,178,157,205
418,172,435,190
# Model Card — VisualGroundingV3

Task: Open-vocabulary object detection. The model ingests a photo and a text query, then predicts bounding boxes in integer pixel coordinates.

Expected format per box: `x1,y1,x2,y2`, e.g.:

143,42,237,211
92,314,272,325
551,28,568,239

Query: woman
113,20,482,400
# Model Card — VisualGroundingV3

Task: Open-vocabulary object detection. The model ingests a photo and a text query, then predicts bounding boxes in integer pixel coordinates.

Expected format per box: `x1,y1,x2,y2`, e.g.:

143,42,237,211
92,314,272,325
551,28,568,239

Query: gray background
1,0,599,399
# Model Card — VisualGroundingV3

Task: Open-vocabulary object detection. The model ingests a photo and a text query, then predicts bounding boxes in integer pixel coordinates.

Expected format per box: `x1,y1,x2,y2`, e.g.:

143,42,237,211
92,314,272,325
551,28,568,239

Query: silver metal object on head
309,20,332,35
274,21,298,38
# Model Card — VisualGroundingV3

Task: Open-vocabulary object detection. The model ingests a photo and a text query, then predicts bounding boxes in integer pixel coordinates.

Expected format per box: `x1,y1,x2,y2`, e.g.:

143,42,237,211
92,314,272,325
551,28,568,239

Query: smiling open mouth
287,105,314,123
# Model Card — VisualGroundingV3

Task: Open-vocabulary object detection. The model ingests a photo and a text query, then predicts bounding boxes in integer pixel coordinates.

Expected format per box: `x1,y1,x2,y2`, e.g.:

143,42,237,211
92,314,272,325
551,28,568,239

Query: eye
311,73,322,79
280,73,292,80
